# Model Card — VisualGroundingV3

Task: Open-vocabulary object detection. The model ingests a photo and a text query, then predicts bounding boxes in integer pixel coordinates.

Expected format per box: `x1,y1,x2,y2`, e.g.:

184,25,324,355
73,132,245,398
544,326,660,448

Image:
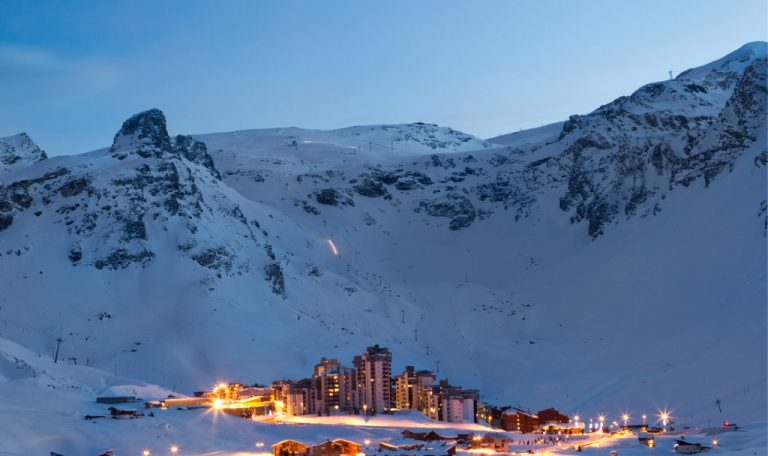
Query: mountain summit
0,133,47,174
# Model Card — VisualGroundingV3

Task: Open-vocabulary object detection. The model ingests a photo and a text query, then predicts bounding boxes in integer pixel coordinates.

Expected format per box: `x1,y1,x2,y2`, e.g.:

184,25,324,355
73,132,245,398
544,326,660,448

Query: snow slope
0,42,766,453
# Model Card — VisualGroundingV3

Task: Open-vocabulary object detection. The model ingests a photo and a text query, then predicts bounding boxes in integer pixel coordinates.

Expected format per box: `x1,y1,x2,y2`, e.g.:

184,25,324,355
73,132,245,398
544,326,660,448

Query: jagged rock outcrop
0,109,273,279
0,133,47,174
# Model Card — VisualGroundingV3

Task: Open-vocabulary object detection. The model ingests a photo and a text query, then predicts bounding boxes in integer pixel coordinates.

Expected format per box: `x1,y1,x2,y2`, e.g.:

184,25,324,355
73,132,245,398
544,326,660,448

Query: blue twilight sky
1,1,766,156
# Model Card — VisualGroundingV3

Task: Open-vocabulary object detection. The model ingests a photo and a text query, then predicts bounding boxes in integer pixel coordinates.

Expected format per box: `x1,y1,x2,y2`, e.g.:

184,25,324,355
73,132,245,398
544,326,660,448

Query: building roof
401,430,456,441
332,439,360,446
272,440,309,448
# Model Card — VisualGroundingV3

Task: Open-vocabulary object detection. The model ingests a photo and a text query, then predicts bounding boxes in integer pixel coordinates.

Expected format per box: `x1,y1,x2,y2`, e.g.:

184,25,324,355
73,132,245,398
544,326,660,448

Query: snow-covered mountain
0,42,766,431
0,133,48,175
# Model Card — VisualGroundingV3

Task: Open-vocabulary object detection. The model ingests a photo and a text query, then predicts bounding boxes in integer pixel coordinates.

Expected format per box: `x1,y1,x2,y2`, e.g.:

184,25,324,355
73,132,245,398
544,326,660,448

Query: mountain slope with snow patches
0,43,765,443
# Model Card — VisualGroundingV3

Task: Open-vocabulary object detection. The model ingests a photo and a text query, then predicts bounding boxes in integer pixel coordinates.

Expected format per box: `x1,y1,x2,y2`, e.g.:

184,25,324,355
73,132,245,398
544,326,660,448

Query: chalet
310,440,343,456
107,407,144,419
638,433,655,448
401,430,455,441
331,439,361,456
674,440,711,454
273,440,309,456
482,433,513,451
379,442,425,454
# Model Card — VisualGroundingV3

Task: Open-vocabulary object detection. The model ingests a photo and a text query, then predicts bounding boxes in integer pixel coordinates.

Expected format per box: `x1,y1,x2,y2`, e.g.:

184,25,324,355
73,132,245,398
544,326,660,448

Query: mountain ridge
0,43,765,427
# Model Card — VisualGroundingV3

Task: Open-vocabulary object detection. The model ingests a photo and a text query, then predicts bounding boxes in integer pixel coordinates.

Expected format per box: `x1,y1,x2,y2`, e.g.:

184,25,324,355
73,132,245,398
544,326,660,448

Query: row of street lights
572,410,671,433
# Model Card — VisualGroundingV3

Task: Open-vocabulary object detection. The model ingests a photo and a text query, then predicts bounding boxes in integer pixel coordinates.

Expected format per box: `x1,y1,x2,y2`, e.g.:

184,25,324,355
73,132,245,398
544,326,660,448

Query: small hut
332,439,361,456
272,440,309,456
310,440,343,456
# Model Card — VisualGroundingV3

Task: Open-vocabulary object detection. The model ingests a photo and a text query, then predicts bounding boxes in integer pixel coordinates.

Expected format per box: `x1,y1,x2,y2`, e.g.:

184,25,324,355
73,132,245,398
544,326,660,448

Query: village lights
659,410,670,430
170,445,179,454
363,439,371,446
142,450,150,456
255,442,265,448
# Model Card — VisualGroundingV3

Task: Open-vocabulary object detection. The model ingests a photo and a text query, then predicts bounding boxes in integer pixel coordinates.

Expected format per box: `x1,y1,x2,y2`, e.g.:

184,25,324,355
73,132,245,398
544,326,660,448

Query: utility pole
401,310,405,324
436,360,440,373
414,329,418,342
668,70,673,80
369,142,372,154
54,337,63,363
426,346,430,356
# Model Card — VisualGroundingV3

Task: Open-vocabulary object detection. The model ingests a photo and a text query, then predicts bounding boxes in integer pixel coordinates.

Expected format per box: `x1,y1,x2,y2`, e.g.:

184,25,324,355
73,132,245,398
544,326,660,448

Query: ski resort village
31,343,747,456
1,2,767,455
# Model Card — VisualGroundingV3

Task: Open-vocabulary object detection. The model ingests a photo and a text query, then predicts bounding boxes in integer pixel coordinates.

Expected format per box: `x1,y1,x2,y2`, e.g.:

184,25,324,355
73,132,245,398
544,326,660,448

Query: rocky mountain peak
0,133,48,173
677,41,767,81
172,134,221,179
110,108,173,158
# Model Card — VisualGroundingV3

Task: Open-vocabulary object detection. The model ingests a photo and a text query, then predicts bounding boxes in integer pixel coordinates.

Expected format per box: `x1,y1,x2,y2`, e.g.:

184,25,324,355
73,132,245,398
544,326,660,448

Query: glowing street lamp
642,414,647,426
659,410,670,432
622,413,630,427
364,439,371,447
142,451,150,456
170,445,179,454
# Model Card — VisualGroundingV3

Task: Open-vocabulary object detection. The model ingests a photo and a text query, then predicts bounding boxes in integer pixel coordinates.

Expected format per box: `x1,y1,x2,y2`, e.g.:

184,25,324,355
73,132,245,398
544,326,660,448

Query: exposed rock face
0,133,47,174
0,109,275,283
285,43,767,237
110,108,173,159
172,134,221,179
108,110,220,178
418,193,476,231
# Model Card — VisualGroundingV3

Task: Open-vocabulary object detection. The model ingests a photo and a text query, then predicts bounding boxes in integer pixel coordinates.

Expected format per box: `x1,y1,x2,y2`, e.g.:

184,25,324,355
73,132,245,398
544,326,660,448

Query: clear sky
1,0,766,155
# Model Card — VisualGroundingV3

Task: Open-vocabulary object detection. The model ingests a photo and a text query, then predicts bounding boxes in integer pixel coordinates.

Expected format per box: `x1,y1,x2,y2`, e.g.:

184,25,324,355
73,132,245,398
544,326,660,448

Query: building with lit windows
502,408,539,433
353,345,392,413
394,366,436,411
312,358,356,414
